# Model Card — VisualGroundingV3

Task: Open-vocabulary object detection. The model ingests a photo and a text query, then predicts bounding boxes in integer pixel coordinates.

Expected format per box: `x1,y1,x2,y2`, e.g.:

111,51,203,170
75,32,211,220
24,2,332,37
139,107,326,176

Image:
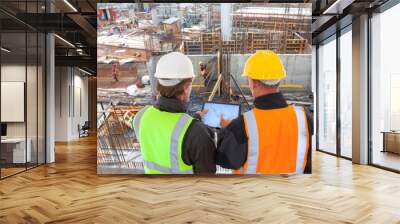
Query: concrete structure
221,4,232,41
188,54,312,91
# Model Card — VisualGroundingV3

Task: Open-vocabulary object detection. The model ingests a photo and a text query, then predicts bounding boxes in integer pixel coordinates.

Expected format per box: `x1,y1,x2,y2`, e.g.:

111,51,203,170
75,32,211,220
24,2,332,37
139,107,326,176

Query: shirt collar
253,92,288,110
154,96,187,113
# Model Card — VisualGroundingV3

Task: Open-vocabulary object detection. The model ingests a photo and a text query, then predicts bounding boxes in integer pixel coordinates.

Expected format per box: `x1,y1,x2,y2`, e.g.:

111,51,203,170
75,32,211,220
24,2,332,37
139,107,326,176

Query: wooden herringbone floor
1,136,400,224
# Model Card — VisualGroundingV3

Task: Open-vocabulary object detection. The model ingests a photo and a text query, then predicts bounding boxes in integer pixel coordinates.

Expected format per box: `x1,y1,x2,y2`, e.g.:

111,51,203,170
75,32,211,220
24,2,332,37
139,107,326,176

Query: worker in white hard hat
215,50,313,174
133,52,216,174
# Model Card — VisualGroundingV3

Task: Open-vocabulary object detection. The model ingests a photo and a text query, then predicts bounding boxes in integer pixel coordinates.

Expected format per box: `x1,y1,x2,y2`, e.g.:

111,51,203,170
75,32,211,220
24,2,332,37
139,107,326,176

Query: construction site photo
97,3,312,174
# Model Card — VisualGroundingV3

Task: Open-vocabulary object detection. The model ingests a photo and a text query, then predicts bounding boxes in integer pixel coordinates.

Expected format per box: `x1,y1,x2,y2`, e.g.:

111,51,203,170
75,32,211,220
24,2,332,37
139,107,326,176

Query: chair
78,121,90,138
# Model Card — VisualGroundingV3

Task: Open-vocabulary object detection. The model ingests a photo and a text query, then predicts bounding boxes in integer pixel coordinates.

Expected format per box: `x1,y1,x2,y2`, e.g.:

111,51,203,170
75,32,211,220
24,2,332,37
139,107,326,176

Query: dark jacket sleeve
303,108,313,174
216,115,248,169
182,120,216,174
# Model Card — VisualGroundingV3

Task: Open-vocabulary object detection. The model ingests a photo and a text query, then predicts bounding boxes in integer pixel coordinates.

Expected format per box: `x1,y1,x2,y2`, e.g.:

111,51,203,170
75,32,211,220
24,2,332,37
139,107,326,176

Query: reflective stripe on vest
168,113,193,174
244,110,259,174
134,106,193,174
294,106,308,174
132,105,150,139
241,106,308,174
142,160,193,174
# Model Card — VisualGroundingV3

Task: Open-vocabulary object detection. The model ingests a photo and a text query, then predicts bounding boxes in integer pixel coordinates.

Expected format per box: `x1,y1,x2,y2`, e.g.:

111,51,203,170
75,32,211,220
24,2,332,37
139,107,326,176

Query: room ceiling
311,0,390,44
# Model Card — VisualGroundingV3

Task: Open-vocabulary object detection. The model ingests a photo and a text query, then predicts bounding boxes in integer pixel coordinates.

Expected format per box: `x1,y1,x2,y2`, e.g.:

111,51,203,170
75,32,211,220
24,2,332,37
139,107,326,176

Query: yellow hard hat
242,50,286,80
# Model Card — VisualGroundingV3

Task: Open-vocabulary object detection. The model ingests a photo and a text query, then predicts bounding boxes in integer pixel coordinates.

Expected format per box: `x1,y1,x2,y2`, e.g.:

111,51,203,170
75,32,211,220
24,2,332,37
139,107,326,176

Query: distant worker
133,52,216,174
199,57,218,92
199,61,206,77
216,50,312,174
112,63,118,82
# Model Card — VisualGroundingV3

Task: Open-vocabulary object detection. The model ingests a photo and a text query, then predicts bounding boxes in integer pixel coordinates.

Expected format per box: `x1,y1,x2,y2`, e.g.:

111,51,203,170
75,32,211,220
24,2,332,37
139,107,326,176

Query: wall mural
97,3,313,175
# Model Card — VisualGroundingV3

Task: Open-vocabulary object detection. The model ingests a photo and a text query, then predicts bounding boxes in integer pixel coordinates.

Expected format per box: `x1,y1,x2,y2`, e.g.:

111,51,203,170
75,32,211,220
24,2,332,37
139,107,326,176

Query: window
339,28,352,158
0,1,47,179
318,36,337,154
370,3,400,171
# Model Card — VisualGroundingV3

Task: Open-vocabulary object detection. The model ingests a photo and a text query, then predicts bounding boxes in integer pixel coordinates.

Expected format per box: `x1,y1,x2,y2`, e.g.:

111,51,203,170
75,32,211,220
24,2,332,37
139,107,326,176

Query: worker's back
133,106,193,174
236,105,309,174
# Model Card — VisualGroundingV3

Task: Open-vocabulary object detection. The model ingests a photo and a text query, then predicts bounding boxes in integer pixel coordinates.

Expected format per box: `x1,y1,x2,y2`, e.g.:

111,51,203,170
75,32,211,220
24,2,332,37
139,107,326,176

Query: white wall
1,63,46,164
55,67,69,141
54,67,89,141
1,65,41,137
1,65,26,138
71,73,89,138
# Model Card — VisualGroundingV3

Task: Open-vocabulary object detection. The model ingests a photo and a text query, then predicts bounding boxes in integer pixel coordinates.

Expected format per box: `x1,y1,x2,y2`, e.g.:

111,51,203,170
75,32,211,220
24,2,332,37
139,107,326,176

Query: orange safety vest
235,105,309,174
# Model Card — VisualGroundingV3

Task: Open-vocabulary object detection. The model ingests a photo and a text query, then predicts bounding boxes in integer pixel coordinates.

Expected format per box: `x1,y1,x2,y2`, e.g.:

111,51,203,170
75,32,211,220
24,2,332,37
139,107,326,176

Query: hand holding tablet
201,102,241,128
219,113,232,129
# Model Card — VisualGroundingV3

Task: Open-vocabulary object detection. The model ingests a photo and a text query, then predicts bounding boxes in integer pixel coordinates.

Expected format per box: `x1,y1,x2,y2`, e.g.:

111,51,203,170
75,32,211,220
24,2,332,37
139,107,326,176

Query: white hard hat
154,52,194,86
141,75,150,85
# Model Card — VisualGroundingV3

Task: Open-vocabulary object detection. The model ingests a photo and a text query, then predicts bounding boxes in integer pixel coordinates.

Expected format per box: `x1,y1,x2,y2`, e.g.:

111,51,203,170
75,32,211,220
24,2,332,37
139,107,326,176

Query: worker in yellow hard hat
215,50,313,174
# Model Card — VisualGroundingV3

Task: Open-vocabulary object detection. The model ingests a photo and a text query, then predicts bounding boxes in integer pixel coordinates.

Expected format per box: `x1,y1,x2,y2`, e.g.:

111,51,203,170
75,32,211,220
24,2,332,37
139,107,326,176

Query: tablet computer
202,102,241,128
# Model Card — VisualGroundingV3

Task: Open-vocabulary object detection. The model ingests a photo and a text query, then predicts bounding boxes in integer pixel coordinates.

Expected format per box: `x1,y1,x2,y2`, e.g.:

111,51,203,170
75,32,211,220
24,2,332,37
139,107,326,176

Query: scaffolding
183,31,307,55
232,7,311,34
97,104,143,170
183,4,310,55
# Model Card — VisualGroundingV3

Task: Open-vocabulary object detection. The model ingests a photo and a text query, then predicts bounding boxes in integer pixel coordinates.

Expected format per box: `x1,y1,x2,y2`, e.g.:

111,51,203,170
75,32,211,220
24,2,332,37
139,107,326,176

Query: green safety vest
133,106,193,174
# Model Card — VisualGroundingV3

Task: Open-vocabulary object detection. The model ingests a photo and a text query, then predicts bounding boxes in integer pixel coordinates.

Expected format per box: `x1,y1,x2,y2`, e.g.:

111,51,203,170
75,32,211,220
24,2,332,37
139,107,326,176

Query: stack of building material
183,31,307,55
